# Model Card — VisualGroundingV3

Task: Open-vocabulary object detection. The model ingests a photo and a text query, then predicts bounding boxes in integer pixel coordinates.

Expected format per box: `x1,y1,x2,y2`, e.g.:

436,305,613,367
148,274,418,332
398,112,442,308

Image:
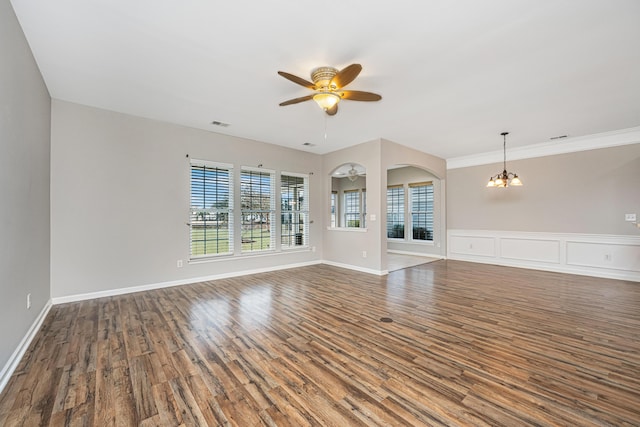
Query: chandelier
487,132,522,188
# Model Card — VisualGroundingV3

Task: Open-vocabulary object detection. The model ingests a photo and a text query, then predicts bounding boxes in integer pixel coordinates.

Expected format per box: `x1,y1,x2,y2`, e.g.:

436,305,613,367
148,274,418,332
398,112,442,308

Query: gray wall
0,0,51,372
50,100,323,298
447,143,640,234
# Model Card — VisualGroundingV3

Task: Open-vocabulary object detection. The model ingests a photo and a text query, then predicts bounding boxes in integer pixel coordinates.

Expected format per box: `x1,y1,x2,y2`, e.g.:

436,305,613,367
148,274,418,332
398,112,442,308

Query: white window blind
409,181,434,241
280,173,309,248
240,168,275,252
189,161,234,258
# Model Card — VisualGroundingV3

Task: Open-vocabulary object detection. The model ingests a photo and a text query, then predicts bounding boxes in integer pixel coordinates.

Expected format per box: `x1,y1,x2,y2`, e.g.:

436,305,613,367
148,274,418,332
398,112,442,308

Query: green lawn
191,226,272,256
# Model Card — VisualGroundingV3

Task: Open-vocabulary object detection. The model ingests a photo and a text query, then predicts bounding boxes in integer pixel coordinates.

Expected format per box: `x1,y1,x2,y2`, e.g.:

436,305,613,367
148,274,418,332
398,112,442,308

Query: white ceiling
11,0,640,159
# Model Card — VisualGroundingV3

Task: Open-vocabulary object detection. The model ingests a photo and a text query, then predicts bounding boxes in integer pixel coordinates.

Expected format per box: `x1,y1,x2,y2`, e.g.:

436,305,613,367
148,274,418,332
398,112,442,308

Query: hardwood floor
1,260,639,426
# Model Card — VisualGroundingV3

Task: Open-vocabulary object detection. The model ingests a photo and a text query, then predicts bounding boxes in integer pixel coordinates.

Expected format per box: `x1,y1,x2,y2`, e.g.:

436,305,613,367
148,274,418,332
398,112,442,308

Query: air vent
550,134,568,140
211,120,230,127
302,142,316,147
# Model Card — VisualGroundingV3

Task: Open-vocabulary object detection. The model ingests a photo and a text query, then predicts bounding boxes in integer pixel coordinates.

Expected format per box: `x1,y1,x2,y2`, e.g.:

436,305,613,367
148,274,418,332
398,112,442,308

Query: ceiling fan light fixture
347,164,359,182
313,92,340,111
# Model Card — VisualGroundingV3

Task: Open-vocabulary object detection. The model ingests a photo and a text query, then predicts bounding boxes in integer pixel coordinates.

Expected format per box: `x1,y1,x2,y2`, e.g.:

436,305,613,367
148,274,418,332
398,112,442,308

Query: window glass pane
410,183,434,241
387,186,405,238
281,174,308,248
330,192,337,227
344,191,360,227
241,169,274,252
190,164,233,257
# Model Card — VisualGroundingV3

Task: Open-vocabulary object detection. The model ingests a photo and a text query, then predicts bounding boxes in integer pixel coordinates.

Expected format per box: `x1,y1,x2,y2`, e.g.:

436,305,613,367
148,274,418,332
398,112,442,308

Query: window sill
189,247,312,264
327,227,368,233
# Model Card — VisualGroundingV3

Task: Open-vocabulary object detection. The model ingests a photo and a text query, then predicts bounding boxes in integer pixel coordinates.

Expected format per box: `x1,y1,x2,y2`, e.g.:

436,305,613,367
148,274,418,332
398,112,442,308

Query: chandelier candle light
487,132,523,188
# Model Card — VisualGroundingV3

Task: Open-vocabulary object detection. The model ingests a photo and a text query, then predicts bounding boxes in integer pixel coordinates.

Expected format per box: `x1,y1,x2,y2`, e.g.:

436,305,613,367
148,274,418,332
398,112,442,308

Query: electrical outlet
370,214,376,221
27,293,31,309
362,251,367,258
625,213,637,222
177,259,183,268
604,253,612,261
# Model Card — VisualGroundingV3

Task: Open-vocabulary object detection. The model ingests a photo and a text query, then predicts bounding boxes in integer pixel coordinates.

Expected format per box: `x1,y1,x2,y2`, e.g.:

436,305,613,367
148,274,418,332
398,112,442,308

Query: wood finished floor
1,260,639,426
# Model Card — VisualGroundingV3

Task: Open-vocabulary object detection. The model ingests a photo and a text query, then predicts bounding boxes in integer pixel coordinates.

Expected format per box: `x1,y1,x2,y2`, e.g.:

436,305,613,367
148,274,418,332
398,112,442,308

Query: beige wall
447,144,640,234
0,0,51,374
51,100,323,298
322,140,383,272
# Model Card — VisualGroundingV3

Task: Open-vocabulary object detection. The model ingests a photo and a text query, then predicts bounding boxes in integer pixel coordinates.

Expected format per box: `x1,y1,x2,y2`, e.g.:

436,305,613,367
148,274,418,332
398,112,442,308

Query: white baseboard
52,260,323,304
388,249,446,259
448,229,640,282
0,299,52,394
322,260,387,276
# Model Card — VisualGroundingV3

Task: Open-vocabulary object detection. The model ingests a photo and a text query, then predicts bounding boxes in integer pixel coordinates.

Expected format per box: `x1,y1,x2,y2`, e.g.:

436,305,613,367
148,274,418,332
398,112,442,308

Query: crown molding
446,126,640,170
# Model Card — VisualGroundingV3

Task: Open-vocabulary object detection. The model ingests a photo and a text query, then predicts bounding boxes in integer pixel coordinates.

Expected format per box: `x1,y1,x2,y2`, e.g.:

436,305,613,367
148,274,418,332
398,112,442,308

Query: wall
50,100,324,300
0,0,51,388
322,138,447,274
322,140,383,274
386,166,442,257
380,139,447,268
447,143,640,280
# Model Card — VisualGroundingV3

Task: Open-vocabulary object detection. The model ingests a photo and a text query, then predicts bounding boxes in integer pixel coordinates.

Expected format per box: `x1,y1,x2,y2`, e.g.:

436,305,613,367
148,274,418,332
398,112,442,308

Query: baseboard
388,249,446,259
0,299,52,394
52,260,323,304
448,229,640,282
322,260,387,276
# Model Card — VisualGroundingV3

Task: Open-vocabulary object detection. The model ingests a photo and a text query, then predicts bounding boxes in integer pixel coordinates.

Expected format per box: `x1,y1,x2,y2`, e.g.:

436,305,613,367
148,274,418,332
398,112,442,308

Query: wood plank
1,261,639,425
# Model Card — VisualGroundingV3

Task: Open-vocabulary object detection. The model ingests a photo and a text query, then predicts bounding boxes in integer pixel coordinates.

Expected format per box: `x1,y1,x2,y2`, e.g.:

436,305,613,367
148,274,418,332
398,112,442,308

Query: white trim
447,229,640,282
52,260,322,304
326,227,368,232
0,299,53,394
446,126,640,169
189,158,233,169
388,249,446,259
321,260,387,276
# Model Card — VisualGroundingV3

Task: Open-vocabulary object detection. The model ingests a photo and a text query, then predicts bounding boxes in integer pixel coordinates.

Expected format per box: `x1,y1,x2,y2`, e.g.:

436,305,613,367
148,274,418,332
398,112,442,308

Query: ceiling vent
211,120,230,127
550,134,568,140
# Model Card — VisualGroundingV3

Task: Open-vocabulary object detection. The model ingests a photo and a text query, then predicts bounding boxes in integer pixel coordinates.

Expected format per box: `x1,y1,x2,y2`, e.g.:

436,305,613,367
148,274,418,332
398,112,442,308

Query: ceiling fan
278,64,382,116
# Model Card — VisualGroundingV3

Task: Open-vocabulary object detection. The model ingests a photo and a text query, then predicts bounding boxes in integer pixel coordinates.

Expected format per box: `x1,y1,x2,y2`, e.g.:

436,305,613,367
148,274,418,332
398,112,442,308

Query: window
330,191,337,227
241,168,275,252
362,189,367,228
190,161,233,258
281,173,309,248
344,190,361,227
387,185,404,239
410,181,434,241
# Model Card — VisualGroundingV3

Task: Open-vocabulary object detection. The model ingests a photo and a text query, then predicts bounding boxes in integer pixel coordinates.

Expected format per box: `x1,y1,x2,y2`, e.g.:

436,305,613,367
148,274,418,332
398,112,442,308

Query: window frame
280,172,309,249
343,189,362,228
240,167,276,253
409,181,434,242
189,160,234,259
386,184,405,240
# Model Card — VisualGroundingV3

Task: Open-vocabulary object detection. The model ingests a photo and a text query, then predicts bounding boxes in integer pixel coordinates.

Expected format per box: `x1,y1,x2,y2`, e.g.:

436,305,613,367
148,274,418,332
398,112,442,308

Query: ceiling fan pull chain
324,113,328,141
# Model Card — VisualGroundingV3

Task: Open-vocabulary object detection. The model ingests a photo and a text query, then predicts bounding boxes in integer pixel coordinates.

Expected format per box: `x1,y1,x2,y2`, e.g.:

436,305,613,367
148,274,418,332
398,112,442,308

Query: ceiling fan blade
278,71,316,89
325,104,338,116
330,64,362,89
279,95,314,106
339,90,382,102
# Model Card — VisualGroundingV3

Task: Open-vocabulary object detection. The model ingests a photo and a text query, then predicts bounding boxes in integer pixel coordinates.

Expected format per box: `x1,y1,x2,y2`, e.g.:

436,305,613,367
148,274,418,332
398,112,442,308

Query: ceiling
11,0,640,159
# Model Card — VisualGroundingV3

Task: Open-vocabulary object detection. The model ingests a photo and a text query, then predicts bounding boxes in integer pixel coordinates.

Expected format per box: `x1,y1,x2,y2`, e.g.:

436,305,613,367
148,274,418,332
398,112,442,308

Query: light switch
370,214,376,221
625,213,637,222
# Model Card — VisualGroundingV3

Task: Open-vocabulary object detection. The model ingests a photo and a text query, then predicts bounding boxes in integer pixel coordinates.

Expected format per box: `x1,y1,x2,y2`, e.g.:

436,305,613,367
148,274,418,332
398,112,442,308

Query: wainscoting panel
500,238,560,264
449,235,495,257
448,230,640,282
